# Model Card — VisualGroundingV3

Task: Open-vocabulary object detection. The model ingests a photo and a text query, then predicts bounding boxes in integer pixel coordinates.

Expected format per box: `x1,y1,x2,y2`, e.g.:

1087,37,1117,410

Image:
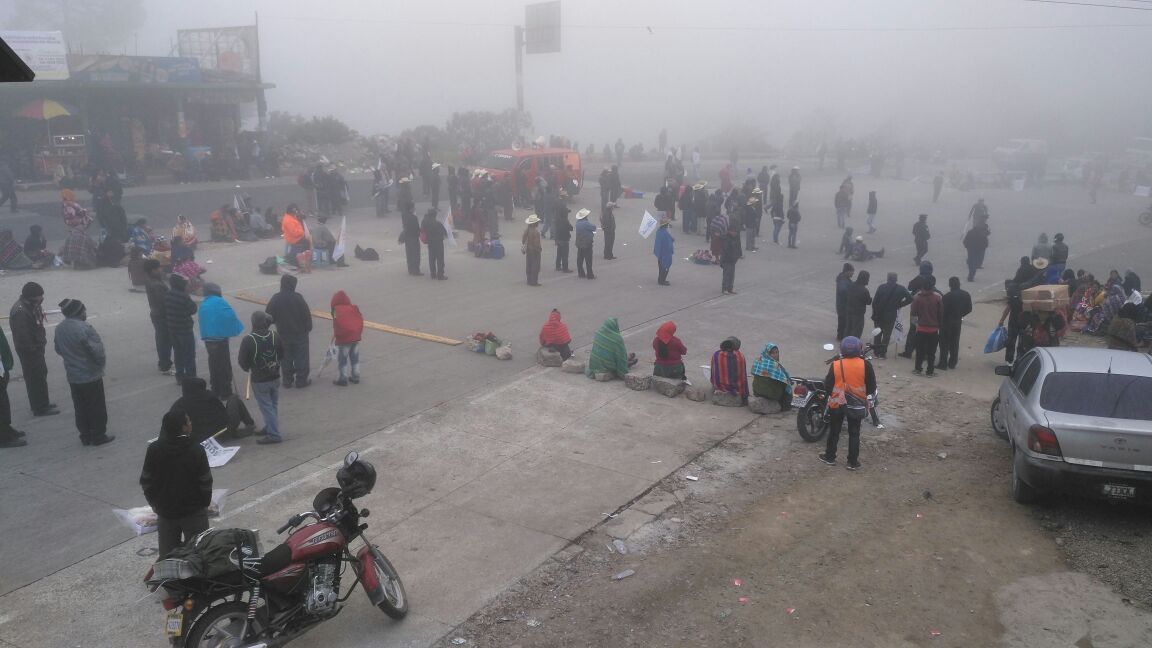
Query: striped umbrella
14,99,79,120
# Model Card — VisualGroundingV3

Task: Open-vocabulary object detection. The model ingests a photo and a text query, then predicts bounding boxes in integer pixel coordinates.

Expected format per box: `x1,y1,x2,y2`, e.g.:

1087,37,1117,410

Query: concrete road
0,160,1149,646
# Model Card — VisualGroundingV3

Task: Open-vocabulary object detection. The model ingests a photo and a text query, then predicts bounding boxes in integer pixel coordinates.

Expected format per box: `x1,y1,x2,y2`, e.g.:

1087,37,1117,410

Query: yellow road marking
233,292,461,346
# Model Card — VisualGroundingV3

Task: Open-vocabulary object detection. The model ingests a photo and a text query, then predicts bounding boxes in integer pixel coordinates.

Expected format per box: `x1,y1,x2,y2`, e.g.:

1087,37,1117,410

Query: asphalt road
1,157,1149,599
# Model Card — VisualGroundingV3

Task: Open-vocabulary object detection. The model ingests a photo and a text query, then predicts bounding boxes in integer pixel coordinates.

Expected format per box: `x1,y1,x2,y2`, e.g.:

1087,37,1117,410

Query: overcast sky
34,1,1152,151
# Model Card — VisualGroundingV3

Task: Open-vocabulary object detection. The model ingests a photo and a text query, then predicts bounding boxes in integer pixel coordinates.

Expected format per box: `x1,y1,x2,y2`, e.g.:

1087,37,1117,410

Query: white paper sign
333,215,347,261
201,437,240,468
638,211,658,239
1135,186,1151,197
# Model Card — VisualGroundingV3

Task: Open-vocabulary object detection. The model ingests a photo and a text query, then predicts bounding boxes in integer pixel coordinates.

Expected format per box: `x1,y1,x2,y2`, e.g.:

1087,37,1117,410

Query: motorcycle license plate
791,393,812,408
165,609,183,637
1102,484,1135,500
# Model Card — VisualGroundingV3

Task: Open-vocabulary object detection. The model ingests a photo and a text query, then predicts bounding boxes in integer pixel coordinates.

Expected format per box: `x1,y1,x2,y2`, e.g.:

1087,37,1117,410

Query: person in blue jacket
653,215,674,286
198,283,245,399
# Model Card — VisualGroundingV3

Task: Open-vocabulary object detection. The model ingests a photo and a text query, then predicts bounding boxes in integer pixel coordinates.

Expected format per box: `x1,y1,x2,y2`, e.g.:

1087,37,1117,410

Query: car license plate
165,609,183,637
1102,483,1135,499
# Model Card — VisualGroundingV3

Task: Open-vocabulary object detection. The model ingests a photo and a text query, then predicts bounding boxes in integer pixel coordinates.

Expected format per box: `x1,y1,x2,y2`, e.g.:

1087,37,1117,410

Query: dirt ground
433,382,1152,648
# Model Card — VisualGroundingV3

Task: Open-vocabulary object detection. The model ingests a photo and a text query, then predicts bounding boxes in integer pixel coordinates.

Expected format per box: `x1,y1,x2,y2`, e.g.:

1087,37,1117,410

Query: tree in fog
8,0,147,54
446,109,533,159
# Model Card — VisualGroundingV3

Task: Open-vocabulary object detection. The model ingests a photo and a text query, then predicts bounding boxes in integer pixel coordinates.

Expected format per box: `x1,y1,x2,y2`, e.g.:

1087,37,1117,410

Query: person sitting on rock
585,317,637,379
710,336,748,403
752,342,791,412
538,309,573,360
652,321,687,380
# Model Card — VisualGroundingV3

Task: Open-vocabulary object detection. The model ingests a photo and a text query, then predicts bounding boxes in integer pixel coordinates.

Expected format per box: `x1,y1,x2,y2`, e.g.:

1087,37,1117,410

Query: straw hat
692,181,707,190
398,176,411,184
855,235,863,241
525,214,541,225
431,162,441,170
575,208,591,220
751,187,763,195
1032,257,1049,270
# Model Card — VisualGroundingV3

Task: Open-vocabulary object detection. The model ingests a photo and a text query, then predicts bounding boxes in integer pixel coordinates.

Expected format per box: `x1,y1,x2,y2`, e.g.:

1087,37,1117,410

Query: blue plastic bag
984,325,1008,354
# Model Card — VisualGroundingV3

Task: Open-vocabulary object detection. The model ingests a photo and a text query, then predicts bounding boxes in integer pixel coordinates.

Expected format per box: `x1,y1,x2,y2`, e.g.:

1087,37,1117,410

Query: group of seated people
536,310,794,410
0,227,53,271
1068,268,1148,350
209,201,279,243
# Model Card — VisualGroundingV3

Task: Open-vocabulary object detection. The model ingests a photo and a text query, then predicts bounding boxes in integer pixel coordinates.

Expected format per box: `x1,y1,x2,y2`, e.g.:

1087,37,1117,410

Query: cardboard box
1021,285,1066,301
1022,296,1070,313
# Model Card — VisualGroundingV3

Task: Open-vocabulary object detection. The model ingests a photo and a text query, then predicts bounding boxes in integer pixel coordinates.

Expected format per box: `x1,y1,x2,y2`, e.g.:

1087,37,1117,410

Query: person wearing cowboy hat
653,215,674,286
744,190,763,252
523,214,543,286
601,202,618,259
397,174,414,209
574,208,597,279
690,181,707,236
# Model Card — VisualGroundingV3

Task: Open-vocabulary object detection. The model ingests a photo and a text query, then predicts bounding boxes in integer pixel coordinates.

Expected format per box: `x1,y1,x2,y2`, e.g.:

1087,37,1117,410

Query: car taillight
1027,425,1062,457
793,385,808,397
162,598,178,611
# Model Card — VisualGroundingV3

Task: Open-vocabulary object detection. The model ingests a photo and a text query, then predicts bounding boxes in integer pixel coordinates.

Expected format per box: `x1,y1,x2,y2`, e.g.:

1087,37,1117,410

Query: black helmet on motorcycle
337,454,376,499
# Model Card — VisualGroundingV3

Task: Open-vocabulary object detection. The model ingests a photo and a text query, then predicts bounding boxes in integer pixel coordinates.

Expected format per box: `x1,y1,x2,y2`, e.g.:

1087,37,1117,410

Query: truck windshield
482,154,515,171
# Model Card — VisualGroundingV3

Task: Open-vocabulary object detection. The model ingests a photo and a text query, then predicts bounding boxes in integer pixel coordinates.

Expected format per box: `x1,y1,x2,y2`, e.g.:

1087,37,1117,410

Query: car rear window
1039,373,1152,420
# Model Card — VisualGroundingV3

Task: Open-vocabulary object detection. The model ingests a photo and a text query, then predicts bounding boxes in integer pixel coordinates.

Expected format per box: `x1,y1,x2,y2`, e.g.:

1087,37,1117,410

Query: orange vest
830,357,866,409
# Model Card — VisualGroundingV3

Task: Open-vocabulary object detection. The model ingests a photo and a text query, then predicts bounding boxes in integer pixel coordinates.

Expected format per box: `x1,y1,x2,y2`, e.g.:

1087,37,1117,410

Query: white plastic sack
638,211,658,239
113,506,158,535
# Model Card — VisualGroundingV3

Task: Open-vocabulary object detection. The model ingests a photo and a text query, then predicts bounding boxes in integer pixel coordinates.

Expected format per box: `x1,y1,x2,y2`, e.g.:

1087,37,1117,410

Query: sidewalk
0,359,757,648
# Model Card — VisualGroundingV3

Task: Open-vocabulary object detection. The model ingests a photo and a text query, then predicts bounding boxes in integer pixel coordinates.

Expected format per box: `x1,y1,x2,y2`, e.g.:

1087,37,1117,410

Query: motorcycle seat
242,543,293,579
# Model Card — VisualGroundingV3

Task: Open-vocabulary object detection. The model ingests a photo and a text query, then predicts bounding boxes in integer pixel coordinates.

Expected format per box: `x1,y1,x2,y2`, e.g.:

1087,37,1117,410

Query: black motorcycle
793,338,883,442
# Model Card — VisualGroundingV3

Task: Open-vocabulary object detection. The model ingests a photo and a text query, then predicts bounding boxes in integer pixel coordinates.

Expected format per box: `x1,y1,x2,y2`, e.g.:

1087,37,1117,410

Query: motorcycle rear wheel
369,546,409,620
1139,210,1152,227
796,402,828,442
181,601,254,648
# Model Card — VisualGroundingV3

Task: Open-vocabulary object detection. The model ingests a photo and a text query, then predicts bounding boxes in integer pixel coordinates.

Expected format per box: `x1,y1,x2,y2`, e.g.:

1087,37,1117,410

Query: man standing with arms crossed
10,282,59,417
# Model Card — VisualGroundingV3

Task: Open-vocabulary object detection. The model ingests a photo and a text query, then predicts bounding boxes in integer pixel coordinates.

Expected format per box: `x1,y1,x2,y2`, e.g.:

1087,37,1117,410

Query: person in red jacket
652,321,687,379
910,276,943,376
330,291,364,386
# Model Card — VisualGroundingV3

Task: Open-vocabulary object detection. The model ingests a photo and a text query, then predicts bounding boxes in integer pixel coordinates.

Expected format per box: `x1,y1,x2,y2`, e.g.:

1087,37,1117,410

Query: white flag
440,210,457,249
333,215,347,261
201,437,240,468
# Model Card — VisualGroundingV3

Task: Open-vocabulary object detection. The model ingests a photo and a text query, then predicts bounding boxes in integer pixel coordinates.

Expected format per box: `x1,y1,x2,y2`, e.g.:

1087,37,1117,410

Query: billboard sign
0,30,69,80
68,55,201,84
178,26,259,82
525,1,561,54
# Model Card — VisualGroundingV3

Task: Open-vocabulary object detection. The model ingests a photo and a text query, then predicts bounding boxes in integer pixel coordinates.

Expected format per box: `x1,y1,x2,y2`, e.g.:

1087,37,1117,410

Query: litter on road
612,569,636,581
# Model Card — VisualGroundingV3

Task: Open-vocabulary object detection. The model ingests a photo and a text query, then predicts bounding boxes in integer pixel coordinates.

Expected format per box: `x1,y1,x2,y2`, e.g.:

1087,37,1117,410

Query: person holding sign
139,409,212,558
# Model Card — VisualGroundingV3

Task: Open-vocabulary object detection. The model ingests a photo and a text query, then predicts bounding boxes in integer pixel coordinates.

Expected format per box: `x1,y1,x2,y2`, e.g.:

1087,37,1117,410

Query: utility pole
514,26,524,112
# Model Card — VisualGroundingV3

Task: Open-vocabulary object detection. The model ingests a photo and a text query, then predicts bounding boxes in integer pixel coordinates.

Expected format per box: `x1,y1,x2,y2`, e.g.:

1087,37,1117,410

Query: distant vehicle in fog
993,138,1048,181
1125,137,1152,169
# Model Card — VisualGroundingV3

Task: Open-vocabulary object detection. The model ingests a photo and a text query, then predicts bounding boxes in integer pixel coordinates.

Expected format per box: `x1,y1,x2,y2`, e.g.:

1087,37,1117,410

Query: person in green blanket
751,342,792,411
585,317,637,379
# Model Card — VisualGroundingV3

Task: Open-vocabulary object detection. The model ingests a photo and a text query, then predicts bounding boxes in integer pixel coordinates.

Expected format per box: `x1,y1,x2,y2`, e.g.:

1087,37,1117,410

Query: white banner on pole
333,215,347,261
201,437,240,468
638,211,658,239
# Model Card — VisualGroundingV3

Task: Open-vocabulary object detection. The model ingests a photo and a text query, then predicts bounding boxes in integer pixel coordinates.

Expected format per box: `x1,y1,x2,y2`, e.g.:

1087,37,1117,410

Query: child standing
330,291,364,386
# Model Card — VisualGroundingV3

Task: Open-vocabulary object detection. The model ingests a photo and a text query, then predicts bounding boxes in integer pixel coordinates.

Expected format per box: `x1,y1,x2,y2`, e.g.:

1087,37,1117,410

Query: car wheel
1011,446,1040,504
990,397,1009,441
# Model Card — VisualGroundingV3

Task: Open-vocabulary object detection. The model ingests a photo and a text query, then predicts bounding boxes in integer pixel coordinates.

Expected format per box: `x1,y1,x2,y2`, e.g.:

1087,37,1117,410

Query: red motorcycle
145,451,407,647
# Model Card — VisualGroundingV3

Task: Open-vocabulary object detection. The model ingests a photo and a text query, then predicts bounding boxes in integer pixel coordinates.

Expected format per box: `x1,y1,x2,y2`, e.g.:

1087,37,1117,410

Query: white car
991,347,1152,504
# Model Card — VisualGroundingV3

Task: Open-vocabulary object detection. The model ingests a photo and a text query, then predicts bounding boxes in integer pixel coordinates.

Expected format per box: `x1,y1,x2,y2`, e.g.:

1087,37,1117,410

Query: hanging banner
1,31,70,80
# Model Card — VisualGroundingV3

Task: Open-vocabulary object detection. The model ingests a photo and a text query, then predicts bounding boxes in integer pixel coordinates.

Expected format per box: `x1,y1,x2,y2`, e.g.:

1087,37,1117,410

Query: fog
16,0,1152,152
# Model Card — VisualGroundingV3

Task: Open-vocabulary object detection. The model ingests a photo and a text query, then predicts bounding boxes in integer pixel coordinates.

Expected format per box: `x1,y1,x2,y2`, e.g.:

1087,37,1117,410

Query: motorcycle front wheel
369,546,409,620
181,601,255,648
1139,210,1152,227
796,401,828,442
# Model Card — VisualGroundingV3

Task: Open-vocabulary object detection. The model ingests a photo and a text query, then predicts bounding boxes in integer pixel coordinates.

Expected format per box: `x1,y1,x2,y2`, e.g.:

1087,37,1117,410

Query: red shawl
539,310,571,346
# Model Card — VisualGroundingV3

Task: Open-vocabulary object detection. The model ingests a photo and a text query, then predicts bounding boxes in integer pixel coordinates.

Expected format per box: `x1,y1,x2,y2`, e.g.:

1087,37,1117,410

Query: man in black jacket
9,282,59,416
140,409,212,557
835,264,855,340
239,312,284,443
870,272,912,359
937,277,973,370
144,261,174,375
165,274,198,385
171,377,254,442
912,214,930,266
265,274,312,388
553,204,573,272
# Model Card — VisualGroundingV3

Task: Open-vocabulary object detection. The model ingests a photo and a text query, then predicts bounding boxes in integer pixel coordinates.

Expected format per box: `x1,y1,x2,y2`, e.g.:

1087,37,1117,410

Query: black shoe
295,378,311,388
233,425,255,439
818,453,837,466
257,436,282,444
846,462,862,471
437,275,447,280
587,274,596,279
948,364,957,370
333,379,348,387
254,428,269,436
577,273,586,278
350,376,360,384
33,407,60,417
88,435,116,446
562,269,573,273
659,280,671,286
936,364,948,371
912,368,923,375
